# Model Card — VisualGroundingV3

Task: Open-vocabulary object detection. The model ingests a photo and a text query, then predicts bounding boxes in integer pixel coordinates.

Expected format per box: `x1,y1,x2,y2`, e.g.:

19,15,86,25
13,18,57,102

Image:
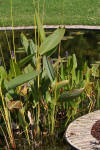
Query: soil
91,120,100,141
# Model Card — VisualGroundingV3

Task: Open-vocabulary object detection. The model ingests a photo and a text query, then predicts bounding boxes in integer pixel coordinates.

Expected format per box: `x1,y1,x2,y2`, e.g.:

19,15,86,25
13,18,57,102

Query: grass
0,0,100,26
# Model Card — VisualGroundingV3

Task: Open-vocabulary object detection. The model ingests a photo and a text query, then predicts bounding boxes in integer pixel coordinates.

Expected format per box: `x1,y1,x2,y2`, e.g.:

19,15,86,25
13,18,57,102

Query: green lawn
0,0,100,26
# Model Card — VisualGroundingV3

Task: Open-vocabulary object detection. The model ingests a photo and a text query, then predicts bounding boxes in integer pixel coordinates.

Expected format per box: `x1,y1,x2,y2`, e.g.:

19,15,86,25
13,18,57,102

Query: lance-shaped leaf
18,54,34,68
6,70,41,90
39,28,65,55
58,88,84,102
43,56,54,82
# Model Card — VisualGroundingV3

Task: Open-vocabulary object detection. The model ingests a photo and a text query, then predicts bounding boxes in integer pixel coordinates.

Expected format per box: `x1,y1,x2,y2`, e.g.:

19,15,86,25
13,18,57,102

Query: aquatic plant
19,11,85,135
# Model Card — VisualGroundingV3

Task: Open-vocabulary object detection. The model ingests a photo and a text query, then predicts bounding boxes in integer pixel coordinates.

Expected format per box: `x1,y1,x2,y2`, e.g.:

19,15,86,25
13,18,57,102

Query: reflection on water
0,29,100,67
61,30,100,64
0,136,75,150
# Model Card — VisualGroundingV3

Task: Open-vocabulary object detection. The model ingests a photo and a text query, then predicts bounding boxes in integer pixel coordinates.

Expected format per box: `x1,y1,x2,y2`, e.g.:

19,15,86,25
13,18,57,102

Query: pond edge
1,25,100,31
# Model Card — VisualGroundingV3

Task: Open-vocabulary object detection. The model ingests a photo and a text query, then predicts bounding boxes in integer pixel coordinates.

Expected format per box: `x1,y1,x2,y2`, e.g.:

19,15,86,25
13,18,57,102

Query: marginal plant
19,11,85,134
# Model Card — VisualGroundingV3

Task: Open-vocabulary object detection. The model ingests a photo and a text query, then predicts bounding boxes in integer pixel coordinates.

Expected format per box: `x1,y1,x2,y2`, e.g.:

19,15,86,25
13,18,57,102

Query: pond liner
1,25,100,31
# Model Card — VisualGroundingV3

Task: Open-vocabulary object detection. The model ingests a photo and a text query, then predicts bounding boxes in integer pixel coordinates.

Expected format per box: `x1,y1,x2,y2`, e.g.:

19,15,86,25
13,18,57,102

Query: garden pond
0,28,100,150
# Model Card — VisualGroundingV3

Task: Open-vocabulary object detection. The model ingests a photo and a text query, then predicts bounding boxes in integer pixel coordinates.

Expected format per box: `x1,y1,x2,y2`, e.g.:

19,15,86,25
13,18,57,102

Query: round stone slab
65,110,100,150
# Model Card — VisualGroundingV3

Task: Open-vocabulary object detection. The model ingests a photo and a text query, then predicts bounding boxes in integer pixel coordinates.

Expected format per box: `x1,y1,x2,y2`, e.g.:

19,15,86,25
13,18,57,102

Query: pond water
0,29,100,68
0,30,100,71
0,135,75,150
0,29,100,150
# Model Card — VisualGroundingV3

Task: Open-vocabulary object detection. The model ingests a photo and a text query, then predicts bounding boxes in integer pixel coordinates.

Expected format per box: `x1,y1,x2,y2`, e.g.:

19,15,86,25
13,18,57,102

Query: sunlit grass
0,0,100,26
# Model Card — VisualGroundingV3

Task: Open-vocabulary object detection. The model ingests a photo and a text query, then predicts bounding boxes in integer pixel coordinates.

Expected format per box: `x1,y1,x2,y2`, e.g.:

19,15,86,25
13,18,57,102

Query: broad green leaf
18,54,34,68
6,70,41,90
35,10,46,42
39,28,65,55
58,88,84,102
20,33,29,54
43,56,54,82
